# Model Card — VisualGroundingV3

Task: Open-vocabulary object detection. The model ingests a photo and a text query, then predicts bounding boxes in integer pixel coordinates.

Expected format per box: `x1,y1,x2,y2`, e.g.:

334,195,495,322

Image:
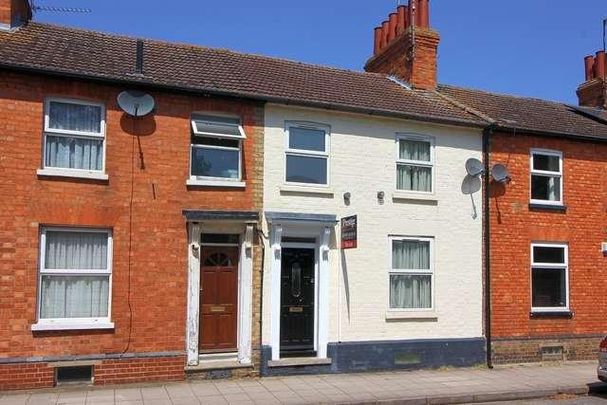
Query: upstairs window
389,237,433,310
396,135,434,193
530,149,562,205
43,99,105,173
285,123,330,186
531,243,568,311
190,115,245,183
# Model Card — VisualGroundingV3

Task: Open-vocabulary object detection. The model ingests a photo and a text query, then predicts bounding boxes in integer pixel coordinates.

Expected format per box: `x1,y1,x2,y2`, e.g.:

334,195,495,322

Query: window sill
392,191,438,204
385,310,438,320
186,179,245,188
279,184,334,197
529,203,567,212
37,168,109,181
31,321,115,331
530,310,573,319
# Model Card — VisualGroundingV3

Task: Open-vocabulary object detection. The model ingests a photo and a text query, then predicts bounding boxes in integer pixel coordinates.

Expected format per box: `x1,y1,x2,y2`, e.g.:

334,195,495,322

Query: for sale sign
341,215,357,249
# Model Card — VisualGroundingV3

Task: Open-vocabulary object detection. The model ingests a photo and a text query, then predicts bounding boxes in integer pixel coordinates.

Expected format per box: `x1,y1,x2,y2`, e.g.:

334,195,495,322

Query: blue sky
34,0,606,104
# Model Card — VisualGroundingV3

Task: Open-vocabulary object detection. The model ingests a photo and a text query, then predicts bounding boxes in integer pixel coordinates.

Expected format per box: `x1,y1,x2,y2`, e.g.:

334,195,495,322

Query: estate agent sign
341,215,358,249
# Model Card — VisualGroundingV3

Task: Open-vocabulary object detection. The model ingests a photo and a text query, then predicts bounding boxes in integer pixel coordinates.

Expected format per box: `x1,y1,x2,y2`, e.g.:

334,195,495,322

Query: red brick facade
0,70,264,389
489,130,607,363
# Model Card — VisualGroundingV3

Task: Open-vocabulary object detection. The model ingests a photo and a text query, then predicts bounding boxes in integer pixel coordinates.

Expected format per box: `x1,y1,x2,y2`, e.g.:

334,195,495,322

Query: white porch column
237,224,255,364
318,226,331,358
269,224,283,361
186,223,202,366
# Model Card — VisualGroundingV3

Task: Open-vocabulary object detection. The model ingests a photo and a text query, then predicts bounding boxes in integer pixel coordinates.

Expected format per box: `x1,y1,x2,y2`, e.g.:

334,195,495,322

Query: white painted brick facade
262,104,483,346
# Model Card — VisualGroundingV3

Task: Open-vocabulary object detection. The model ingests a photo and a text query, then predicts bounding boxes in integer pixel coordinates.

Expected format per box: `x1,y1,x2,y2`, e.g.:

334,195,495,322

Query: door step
198,352,238,362
268,357,332,368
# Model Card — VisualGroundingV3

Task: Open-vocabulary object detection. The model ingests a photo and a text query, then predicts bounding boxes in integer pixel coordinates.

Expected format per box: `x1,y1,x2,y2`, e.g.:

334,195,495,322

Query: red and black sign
341,215,357,249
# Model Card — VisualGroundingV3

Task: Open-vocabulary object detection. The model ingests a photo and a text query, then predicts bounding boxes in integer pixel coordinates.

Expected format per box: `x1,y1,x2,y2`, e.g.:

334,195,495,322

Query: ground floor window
389,237,433,310
531,243,568,311
38,227,112,323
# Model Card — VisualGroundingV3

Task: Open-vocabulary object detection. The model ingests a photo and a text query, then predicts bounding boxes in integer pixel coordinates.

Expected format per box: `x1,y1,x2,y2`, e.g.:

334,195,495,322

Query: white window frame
284,121,331,187
530,242,569,312
530,149,563,206
188,114,246,187
395,134,435,194
40,98,107,179
32,227,114,331
388,236,435,312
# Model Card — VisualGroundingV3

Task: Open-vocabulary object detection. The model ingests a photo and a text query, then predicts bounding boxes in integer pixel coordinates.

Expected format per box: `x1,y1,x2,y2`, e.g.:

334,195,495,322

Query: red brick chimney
576,50,607,109
0,0,31,31
365,0,440,90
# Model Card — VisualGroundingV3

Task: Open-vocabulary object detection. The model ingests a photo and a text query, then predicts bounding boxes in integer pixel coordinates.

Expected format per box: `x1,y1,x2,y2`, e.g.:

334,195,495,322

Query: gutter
482,124,495,369
0,62,486,130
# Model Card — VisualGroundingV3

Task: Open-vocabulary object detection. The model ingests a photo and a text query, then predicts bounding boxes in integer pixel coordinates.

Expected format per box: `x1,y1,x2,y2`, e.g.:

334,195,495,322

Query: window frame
529,149,563,206
530,242,569,312
284,121,331,187
188,114,245,185
395,134,435,194
41,98,107,176
33,227,114,330
387,235,435,312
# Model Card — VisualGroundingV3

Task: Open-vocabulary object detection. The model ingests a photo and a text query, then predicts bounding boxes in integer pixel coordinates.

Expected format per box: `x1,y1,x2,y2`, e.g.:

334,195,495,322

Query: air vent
56,365,93,385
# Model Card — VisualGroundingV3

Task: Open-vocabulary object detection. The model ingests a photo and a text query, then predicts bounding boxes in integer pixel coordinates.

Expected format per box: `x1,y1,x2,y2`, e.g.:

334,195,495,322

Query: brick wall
490,130,607,363
0,363,54,390
0,70,264,387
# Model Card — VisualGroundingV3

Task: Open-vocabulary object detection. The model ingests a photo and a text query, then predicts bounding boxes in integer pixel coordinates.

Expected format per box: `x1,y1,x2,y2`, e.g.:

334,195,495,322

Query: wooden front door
199,246,239,352
280,248,316,357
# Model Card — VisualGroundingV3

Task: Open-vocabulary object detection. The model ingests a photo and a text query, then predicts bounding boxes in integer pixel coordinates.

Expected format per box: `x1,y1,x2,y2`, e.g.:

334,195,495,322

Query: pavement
0,361,605,405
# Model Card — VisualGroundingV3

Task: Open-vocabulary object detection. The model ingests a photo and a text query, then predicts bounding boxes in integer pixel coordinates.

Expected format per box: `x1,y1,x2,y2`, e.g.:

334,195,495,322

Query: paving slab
1,361,605,404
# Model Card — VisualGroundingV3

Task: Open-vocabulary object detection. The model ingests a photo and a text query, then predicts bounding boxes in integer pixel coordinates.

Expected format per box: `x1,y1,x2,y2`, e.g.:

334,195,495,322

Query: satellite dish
465,158,484,177
491,164,510,183
117,90,155,117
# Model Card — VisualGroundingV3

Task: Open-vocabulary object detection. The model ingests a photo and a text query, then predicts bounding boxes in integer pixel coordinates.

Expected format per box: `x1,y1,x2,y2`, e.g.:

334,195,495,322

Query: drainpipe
483,125,495,369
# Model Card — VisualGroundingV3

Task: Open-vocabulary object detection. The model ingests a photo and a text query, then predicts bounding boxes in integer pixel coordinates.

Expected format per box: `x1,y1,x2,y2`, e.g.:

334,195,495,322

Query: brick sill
530,311,573,319
528,203,567,212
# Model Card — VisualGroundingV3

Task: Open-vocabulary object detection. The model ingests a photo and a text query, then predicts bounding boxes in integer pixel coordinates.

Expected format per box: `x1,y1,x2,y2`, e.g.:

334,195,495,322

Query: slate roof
0,22,484,127
1,22,606,139
438,85,607,140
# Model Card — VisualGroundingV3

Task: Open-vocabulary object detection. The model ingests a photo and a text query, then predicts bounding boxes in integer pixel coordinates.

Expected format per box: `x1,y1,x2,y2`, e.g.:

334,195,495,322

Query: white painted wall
262,104,483,345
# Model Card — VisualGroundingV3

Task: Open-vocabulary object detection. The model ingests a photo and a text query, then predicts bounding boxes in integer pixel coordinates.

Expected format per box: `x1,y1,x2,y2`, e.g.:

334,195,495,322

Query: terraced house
442,52,607,365
1,0,607,391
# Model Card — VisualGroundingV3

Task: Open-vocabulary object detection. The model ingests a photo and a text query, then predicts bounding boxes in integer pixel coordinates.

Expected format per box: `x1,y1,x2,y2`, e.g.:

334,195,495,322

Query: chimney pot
388,12,398,42
595,51,606,79
408,0,418,27
373,26,382,54
584,55,595,81
381,20,390,49
397,5,407,33
417,0,430,28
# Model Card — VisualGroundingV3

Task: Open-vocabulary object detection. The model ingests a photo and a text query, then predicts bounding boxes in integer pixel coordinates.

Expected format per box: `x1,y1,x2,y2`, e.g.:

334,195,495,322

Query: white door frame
269,222,332,360
186,222,255,366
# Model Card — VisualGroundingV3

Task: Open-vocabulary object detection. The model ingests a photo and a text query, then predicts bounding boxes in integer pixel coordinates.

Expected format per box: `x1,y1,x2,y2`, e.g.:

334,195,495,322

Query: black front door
280,248,315,357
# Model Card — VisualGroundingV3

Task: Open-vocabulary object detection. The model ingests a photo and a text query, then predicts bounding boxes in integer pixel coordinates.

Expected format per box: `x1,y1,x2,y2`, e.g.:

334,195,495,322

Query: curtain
397,165,432,192
45,136,103,171
45,231,108,269
49,102,101,133
547,176,560,201
40,275,109,318
390,274,432,309
399,140,430,161
391,240,431,309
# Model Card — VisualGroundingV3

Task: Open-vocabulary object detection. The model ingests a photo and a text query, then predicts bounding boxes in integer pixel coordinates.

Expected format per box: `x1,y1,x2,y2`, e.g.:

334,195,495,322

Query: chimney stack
0,0,31,31
577,50,607,109
364,0,440,90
